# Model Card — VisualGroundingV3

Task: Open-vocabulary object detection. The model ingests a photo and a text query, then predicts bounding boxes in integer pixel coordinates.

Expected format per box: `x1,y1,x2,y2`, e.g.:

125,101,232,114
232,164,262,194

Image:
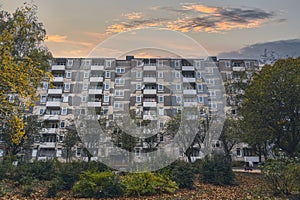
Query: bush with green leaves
121,172,178,196
72,171,122,198
201,155,235,186
262,159,300,195
159,160,195,189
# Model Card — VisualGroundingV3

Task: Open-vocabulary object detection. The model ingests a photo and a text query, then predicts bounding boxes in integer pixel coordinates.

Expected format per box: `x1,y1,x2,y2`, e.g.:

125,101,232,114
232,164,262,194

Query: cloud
123,12,143,20
106,4,281,34
46,35,68,43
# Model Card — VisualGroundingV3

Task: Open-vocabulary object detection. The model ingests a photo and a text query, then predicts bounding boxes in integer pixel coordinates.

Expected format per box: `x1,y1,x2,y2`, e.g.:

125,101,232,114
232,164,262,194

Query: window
136,84,142,90
42,82,48,90
76,148,81,157
63,94,69,103
225,61,231,68
115,78,125,85
158,84,164,91
176,84,181,91
60,120,66,128
104,95,109,103
40,95,47,103
116,67,125,74
105,60,113,68
80,109,85,115
64,83,70,91
104,82,110,90
67,59,73,67
105,71,111,78
197,84,202,90
137,60,143,67
159,134,164,142
39,107,45,115
61,107,67,115
135,148,140,157
159,121,164,128
84,71,89,79
176,96,182,104
158,95,164,103
196,71,201,79
175,60,180,67
209,90,216,96
115,90,124,97
83,60,91,67
158,60,163,67
103,107,108,115
82,96,87,102
158,71,163,78
114,102,124,110
198,96,203,103
245,61,250,69
195,60,201,68
136,71,142,79
236,148,241,157
66,71,72,78
83,83,88,90
136,95,142,103
159,107,164,115
175,72,180,78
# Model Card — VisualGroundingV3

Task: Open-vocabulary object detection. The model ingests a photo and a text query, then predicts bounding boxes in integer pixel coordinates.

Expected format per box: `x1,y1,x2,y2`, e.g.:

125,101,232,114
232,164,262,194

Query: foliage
0,3,52,156
121,172,178,196
72,171,123,198
201,155,235,186
241,58,300,159
262,159,300,195
61,124,81,162
159,160,195,189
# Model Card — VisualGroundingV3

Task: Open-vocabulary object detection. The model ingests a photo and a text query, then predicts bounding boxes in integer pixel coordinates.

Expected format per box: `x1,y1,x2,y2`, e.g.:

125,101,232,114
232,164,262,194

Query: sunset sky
2,0,300,58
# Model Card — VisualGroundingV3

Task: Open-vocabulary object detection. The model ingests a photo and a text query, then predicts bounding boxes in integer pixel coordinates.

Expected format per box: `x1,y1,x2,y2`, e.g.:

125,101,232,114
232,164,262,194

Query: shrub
72,171,122,198
262,159,300,195
159,160,195,189
121,172,178,196
201,155,235,186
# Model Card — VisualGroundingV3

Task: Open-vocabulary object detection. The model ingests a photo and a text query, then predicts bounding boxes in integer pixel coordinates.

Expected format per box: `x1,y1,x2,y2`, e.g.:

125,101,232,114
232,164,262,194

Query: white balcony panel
87,102,102,107
40,142,56,148
182,66,195,71
88,89,103,94
183,77,196,82
143,89,157,95
183,102,198,107
232,67,245,71
91,65,104,71
90,77,104,82
48,89,63,95
51,65,65,71
53,77,64,82
41,128,57,134
144,65,156,71
143,115,157,120
143,102,157,107
143,77,157,83
43,115,59,121
46,101,61,107
183,89,197,95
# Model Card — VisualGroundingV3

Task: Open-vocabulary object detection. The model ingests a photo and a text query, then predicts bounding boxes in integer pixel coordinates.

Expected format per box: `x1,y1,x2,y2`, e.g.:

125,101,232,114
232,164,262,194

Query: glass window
136,95,142,102
61,107,67,115
66,71,72,78
115,78,125,85
158,84,164,91
198,96,203,103
105,71,111,78
82,96,87,102
175,72,180,78
84,71,89,78
115,90,124,96
67,60,73,67
42,82,48,90
60,121,66,128
40,95,47,103
158,95,164,103
116,67,125,74
158,71,163,78
64,83,70,90
39,107,45,115
136,71,142,79
63,94,69,102
83,83,88,90
136,84,142,90
176,84,181,90
104,95,109,103
104,82,110,90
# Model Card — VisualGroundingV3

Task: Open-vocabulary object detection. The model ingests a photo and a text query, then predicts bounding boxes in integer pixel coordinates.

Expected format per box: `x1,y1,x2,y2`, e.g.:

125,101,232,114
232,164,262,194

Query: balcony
143,102,157,107
51,65,65,71
48,89,62,95
91,65,104,71
39,142,56,148
88,89,103,94
183,89,197,95
182,66,195,71
87,102,102,107
143,89,157,95
41,128,57,134
43,115,59,121
53,77,64,82
232,67,245,71
183,102,198,107
46,101,61,107
144,65,156,71
183,77,196,82
90,77,104,82
143,77,156,83
143,115,157,120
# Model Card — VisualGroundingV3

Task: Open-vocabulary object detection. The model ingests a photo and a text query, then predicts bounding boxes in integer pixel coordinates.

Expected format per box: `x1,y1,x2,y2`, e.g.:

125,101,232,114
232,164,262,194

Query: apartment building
29,56,259,163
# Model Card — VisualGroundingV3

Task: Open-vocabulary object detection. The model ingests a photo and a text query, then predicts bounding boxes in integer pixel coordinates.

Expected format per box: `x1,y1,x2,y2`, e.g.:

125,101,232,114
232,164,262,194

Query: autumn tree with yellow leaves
0,4,52,157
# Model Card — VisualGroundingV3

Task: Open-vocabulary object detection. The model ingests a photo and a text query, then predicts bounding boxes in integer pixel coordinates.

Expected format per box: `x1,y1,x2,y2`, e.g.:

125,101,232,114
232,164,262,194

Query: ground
0,172,297,200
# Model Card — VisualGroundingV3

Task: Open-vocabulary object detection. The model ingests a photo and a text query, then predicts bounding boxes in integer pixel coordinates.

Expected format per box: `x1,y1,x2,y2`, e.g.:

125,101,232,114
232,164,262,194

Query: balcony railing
51,65,65,71
91,65,104,71
182,66,195,71
183,89,197,95
143,102,157,107
143,65,156,71
41,128,57,134
232,67,245,71
46,101,61,107
87,102,102,107
143,89,157,94
88,89,103,94
143,77,157,83
183,77,196,82
90,77,104,82
43,115,59,121
183,102,198,107
53,77,64,82
48,89,63,95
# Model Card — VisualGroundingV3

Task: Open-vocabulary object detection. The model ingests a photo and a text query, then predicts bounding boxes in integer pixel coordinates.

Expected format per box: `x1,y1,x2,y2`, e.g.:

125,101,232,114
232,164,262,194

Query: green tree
62,125,81,163
241,58,300,159
0,4,52,157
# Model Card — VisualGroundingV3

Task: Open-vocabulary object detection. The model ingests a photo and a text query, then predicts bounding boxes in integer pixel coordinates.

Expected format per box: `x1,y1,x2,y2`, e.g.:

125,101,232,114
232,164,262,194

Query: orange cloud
123,12,143,20
46,35,68,43
182,4,218,13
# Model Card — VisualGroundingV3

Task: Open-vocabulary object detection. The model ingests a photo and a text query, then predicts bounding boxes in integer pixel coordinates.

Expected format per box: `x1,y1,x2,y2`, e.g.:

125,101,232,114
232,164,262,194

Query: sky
1,0,300,58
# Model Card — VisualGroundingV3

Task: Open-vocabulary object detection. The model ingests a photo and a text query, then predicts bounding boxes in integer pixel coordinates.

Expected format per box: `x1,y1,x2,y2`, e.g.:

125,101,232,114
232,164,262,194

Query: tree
241,58,300,159
62,125,81,163
0,4,52,157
